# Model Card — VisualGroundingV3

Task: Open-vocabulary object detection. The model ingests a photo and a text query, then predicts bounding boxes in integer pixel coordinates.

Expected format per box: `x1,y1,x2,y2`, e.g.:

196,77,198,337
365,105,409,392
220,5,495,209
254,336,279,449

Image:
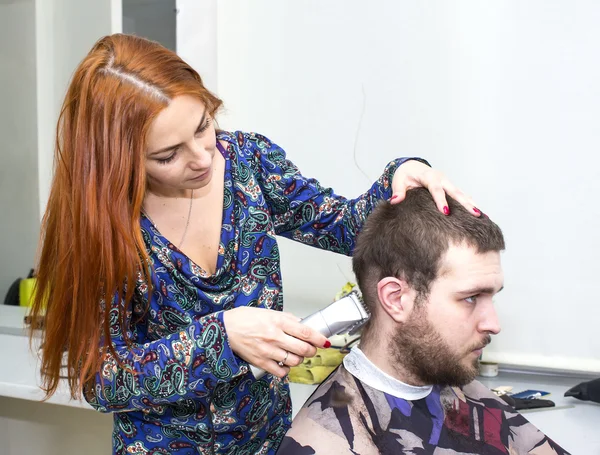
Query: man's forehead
438,243,504,291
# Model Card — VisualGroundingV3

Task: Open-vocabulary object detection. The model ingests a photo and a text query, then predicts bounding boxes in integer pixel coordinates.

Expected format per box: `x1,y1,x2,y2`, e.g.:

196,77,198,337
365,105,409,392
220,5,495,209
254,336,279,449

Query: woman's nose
187,141,212,169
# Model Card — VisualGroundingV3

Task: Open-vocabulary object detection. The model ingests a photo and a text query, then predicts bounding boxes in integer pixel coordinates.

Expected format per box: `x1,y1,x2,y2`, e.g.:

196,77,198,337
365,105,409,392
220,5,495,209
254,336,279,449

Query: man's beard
390,305,491,387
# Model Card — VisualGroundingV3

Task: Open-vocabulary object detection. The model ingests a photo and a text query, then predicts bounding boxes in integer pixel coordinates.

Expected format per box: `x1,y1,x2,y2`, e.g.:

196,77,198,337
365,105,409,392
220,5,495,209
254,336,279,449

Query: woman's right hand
223,307,330,378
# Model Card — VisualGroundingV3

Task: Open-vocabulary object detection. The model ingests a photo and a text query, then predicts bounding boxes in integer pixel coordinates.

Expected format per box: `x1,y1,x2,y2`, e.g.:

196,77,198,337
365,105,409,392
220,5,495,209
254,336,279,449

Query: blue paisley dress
84,131,423,454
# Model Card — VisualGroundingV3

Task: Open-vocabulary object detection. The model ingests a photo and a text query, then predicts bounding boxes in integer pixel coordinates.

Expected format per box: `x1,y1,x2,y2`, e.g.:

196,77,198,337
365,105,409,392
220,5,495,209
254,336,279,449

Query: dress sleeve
248,132,429,255
84,296,248,413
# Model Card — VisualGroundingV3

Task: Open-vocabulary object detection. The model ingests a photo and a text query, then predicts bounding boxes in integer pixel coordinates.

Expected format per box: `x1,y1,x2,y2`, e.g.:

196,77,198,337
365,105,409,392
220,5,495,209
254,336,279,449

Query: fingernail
390,195,398,201
473,207,481,214
324,340,331,349
443,206,450,216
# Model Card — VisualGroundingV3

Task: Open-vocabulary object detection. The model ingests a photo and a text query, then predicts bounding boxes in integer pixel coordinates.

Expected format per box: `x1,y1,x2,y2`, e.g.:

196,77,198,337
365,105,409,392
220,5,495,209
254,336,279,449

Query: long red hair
30,34,223,399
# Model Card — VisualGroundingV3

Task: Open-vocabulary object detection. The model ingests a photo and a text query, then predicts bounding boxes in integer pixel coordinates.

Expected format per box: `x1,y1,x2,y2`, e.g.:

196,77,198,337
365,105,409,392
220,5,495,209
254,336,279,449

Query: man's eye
465,295,478,304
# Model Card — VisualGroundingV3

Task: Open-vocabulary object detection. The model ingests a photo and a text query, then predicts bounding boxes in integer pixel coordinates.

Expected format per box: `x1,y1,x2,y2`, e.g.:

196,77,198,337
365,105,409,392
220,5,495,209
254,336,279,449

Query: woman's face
145,95,217,197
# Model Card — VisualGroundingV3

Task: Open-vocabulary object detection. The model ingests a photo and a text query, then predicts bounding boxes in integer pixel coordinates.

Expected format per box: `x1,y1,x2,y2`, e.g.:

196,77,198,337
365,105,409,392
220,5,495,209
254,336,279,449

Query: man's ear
376,277,417,323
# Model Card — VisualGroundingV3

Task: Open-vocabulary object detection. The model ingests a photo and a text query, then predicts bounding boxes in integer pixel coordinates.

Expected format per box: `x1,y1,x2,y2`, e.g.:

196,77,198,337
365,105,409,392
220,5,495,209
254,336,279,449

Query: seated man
278,188,569,455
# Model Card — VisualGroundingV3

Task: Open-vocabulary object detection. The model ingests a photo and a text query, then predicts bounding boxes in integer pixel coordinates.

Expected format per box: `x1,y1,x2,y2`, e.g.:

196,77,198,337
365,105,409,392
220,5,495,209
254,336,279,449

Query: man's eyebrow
458,286,504,296
148,110,206,157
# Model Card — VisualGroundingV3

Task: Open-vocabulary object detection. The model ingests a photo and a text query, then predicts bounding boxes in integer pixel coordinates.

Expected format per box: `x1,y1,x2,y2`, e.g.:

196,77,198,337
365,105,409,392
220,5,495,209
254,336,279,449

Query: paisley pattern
84,131,415,454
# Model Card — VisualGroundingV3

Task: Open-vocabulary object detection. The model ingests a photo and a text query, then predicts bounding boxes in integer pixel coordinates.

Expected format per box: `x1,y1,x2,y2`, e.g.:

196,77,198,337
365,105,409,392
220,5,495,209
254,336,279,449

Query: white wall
216,0,600,372
176,0,218,94
0,0,39,302
36,0,121,219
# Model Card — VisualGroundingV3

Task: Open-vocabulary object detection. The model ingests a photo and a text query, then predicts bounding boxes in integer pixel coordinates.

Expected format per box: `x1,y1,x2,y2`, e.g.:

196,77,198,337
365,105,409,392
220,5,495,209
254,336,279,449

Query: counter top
478,371,599,454
0,332,92,409
0,305,28,336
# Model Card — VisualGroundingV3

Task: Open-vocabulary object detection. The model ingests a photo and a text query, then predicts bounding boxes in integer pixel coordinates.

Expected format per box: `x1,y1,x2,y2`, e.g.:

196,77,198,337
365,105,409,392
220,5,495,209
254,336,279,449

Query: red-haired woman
31,34,480,454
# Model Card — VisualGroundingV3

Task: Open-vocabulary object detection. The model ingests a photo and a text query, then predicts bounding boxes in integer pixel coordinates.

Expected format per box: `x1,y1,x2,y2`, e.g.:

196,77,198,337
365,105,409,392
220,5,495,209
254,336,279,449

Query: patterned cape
278,365,571,455
83,131,416,455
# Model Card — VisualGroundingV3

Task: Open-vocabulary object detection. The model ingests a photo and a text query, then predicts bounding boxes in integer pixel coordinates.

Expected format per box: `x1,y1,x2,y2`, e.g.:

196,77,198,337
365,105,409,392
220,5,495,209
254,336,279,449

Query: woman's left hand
390,159,481,217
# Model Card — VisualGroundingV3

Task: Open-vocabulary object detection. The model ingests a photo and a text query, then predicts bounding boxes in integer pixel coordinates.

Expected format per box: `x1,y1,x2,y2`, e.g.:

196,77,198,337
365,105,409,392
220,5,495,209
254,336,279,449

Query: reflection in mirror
0,0,39,304
122,0,177,51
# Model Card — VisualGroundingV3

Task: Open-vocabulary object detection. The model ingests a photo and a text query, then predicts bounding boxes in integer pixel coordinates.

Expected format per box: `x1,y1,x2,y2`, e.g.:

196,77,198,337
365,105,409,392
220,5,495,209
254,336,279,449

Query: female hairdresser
31,34,480,454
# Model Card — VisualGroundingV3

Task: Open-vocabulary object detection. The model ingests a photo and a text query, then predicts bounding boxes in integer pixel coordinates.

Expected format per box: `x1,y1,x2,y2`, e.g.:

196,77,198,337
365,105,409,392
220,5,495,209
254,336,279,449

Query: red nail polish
443,206,450,216
324,340,331,349
473,207,481,214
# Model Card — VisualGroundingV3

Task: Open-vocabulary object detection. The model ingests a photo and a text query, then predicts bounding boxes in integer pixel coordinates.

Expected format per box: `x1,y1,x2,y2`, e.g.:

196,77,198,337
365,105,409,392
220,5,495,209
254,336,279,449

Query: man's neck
360,342,428,387
343,346,433,400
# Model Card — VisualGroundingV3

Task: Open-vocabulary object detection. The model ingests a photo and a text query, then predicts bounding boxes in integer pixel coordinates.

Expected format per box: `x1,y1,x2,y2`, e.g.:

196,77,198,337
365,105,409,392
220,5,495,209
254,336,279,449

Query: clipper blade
345,291,370,335
301,290,370,338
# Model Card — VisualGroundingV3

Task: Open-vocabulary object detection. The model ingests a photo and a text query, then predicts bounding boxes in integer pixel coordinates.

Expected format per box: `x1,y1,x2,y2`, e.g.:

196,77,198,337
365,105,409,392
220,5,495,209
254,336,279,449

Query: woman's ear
376,277,417,323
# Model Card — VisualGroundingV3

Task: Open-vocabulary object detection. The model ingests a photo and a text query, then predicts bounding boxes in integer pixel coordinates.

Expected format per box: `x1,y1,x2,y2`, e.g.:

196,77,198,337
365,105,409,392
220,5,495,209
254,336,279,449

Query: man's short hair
352,188,505,339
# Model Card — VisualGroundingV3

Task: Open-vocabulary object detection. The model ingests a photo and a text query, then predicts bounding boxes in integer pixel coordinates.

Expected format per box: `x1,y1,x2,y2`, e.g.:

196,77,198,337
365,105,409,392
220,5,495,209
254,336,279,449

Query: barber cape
278,347,570,455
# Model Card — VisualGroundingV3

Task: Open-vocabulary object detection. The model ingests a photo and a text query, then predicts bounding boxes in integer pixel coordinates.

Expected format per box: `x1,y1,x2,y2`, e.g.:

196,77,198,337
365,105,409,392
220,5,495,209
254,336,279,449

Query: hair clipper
250,290,370,379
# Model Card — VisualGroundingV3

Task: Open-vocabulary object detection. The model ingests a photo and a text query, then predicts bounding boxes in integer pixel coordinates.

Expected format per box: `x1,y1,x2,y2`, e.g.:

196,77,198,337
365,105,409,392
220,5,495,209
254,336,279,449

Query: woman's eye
196,118,211,135
157,152,177,165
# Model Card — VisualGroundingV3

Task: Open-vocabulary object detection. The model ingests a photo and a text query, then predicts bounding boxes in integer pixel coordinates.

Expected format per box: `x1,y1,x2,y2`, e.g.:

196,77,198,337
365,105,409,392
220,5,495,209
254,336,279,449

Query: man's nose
478,304,501,335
